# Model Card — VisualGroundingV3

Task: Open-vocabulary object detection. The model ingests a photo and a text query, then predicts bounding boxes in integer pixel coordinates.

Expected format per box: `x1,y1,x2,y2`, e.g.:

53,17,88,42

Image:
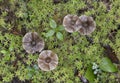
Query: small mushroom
63,14,80,33
22,32,44,54
76,15,96,35
37,50,58,71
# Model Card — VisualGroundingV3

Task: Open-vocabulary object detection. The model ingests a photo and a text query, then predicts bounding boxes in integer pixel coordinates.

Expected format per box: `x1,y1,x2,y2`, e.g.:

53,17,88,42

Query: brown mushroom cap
76,15,96,35
63,14,80,33
37,50,58,71
22,32,44,54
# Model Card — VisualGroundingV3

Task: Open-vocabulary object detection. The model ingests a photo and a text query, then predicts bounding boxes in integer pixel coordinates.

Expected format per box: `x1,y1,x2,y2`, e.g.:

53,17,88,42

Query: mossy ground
0,0,120,83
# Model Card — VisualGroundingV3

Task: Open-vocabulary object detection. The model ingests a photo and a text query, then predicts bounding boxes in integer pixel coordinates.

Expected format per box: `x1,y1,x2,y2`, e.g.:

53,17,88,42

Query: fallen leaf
99,57,118,72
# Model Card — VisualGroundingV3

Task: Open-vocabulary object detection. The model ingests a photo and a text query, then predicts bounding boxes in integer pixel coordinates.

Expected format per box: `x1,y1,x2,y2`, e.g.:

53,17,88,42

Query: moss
0,0,120,83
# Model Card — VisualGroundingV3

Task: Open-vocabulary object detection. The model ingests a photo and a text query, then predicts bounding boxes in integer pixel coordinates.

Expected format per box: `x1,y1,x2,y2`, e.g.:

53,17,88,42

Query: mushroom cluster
63,15,96,35
22,32,58,71
22,32,44,54
22,15,96,72
37,50,58,71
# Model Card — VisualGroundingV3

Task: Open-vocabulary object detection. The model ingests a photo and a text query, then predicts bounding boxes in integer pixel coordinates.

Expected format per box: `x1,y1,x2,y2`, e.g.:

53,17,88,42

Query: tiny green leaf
50,19,57,28
1,50,7,54
99,57,118,72
85,65,95,82
58,25,64,31
56,32,63,40
46,30,55,37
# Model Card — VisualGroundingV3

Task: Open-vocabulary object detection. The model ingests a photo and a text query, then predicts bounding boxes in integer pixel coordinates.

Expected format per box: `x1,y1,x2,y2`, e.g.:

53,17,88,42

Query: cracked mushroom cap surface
63,14,80,33
38,50,58,71
22,32,44,54
76,15,96,35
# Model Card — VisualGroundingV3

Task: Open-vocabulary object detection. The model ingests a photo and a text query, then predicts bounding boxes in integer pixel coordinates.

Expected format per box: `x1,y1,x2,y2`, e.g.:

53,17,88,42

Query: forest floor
0,0,120,83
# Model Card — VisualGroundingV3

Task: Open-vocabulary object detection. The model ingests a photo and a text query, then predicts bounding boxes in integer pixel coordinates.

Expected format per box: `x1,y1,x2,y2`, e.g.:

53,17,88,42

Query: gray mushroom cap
22,32,44,54
63,14,80,33
37,50,58,71
76,15,96,35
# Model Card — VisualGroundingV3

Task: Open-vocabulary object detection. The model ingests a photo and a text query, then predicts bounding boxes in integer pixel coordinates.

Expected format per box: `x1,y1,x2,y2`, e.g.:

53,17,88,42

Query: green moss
0,0,120,83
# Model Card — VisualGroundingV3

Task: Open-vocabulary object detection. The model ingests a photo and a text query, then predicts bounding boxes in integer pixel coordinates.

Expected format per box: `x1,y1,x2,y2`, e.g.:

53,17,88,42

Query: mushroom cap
77,15,96,35
22,32,44,54
63,14,80,33
37,50,58,71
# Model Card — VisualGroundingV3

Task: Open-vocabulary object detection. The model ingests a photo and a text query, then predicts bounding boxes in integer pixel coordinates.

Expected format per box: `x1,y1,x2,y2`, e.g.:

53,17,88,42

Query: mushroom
76,15,96,35
63,14,80,33
22,32,44,54
37,50,58,71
